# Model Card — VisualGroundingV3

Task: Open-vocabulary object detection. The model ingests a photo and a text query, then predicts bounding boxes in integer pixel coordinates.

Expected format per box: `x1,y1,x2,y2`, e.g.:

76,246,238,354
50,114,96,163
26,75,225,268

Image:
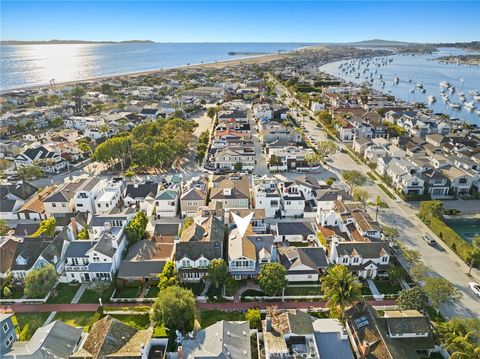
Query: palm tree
321,265,362,322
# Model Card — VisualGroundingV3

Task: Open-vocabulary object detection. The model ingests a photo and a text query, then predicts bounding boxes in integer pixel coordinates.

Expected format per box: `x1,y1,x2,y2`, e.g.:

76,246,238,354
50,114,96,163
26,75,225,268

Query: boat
447,101,462,109
416,83,424,89
449,86,456,93
439,81,450,88
427,95,436,103
473,95,480,102
409,88,415,93
464,102,476,110
394,77,399,84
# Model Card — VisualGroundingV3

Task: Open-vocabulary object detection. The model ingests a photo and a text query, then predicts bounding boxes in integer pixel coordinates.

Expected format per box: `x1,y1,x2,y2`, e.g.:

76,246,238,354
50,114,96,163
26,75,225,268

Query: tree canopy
397,287,429,312
208,259,228,289
342,170,367,194
258,263,287,296
321,264,362,321
436,318,480,359
24,264,57,298
423,277,462,314
125,211,148,244
150,285,196,331
93,117,197,171
31,218,56,238
158,261,179,289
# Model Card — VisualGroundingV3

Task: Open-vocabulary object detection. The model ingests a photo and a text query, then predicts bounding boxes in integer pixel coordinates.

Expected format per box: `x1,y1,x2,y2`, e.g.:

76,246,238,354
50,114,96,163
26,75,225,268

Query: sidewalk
70,283,88,304
1,300,397,314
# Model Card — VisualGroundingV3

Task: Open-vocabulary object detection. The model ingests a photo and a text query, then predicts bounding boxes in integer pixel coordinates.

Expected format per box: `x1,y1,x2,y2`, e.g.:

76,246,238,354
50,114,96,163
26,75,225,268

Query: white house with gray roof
63,231,126,283
329,239,391,279
155,188,179,218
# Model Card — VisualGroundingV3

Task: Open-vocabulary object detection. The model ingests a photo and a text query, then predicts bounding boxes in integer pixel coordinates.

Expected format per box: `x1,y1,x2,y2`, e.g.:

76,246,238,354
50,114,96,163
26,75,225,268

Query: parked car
468,282,480,298
423,234,436,245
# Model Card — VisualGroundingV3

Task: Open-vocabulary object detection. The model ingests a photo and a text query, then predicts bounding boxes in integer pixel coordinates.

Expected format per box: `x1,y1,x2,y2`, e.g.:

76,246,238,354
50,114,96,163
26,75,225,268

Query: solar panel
354,316,370,328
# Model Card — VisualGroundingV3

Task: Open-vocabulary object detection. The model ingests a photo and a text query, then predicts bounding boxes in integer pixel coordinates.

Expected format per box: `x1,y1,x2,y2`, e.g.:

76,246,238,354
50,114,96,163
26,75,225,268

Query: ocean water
319,48,480,125
0,42,306,91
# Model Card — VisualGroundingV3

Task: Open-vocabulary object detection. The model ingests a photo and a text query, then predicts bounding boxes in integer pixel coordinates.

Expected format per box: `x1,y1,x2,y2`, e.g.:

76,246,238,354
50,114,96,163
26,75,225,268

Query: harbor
319,47,480,125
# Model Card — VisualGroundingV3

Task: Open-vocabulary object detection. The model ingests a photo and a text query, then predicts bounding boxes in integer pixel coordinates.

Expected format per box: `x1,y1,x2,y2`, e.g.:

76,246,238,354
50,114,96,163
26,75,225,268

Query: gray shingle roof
277,222,314,236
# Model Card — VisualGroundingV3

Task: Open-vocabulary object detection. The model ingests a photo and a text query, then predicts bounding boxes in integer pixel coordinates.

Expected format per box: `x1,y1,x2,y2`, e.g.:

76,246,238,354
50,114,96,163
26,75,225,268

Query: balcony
65,264,89,271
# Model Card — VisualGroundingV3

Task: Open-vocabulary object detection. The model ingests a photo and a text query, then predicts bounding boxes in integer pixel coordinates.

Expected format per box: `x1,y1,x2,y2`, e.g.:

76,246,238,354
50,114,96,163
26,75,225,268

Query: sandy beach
1,52,292,93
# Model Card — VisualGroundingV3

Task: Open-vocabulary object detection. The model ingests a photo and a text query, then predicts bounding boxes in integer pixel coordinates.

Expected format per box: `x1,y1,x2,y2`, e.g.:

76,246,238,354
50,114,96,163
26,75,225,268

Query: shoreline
1,52,292,93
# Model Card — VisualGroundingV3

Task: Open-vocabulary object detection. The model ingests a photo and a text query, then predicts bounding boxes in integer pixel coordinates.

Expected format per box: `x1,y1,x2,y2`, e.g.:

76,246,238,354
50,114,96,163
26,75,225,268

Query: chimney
177,346,183,359
71,217,78,238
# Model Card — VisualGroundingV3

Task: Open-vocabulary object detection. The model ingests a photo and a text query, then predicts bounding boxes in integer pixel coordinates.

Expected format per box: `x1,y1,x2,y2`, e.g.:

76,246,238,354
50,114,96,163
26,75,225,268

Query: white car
468,282,480,298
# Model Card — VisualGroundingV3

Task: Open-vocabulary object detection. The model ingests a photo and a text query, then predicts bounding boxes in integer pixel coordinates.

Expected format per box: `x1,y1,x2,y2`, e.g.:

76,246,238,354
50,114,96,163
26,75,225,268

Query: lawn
111,314,150,330
13,313,50,341
199,310,245,328
360,284,373,296
377,183,396,199
374,280,403,294
47,283,80,304
114,287,141,298
53,311,100,332
284,286,323,296
9,288,25,299
78,282,116,304
146,286,160,298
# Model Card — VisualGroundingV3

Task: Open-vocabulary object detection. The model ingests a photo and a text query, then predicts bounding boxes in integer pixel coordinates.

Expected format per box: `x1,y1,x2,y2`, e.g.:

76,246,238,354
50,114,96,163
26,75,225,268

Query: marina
319,48,480,125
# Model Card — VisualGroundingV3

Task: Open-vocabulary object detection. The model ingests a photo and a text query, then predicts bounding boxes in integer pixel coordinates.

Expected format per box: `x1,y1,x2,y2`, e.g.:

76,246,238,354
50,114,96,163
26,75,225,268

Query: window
2,322,9,333
62,203,66,207
342,257,349,264
52,203,57,208
382,256,388,263
5,334,14,347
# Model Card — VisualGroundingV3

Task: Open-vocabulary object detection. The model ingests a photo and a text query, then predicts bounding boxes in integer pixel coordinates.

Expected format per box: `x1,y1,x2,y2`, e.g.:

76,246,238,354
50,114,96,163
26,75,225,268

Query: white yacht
439,81,450,88
464,102,476,110
427,95,436,103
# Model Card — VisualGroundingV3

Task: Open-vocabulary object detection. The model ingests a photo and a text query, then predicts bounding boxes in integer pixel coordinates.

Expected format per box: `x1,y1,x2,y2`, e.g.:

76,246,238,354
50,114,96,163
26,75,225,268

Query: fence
0,292,51,304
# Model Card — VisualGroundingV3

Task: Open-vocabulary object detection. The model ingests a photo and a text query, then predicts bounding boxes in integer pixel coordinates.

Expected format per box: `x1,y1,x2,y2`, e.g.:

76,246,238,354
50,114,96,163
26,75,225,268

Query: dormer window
342,256,349,264
16,256,27,266
382,255,389,263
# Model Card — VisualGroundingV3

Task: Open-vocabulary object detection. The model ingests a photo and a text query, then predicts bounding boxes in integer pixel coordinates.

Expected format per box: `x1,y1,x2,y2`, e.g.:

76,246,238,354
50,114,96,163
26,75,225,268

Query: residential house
14,146,67,173
267,146,313,172
11,232,68,280
0,181,39,220
0,314,16,355
180,176,208,217
261,310,321,359
64,231,126,283
124,181,158,214
211,146,256,171
74,177,123,215
441,165,478,194
15,186,56,221
278,246,328,282
44,178,88,217
273,222,316,243
0,238,19,279
180,320,251,359
175,215,224,282
345,302,435,359
422,169,450,198
117,239,172,284
278,181,306,218
252,176,281,218
70,315,153,359
210,174,250,211
3,320,82,359
154,188,179,218
329,239,391,279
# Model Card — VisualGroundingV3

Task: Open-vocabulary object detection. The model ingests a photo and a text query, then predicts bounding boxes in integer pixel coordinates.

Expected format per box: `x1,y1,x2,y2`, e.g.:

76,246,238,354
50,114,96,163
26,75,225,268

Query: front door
84,273,90,282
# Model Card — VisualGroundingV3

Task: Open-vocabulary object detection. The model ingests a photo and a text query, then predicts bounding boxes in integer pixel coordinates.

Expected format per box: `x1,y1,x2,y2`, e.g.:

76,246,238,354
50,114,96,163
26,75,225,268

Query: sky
1,1,479,43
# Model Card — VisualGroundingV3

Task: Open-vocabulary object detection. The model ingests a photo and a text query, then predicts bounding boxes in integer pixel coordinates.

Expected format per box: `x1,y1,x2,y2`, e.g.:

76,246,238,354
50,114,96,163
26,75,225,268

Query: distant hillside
347,39,415,47
0,39,155,45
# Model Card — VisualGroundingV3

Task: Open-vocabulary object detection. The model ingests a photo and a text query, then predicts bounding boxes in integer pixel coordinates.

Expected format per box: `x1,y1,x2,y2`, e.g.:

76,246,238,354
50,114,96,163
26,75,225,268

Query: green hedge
419,201,476,266
377,183,396,199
